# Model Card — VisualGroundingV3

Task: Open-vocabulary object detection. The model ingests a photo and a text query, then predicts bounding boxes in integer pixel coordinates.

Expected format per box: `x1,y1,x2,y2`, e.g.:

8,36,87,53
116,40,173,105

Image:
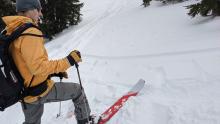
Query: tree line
1,0,219,40
142,0,220,17
0,0,83,40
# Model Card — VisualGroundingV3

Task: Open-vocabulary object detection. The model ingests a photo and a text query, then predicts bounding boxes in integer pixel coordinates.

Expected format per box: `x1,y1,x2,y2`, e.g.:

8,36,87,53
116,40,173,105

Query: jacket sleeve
20,28,71,76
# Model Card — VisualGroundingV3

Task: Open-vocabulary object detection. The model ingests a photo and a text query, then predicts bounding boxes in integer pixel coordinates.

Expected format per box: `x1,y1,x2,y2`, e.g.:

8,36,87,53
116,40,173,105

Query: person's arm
20,29,70,76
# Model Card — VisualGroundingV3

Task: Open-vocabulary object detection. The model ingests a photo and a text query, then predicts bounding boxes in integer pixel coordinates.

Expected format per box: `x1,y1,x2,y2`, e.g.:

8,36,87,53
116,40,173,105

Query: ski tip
129,79,146,93
139,79,145,83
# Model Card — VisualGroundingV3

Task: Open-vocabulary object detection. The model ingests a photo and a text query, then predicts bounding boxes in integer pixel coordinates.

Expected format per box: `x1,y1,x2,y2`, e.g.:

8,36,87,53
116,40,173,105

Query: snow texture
1,0,220,124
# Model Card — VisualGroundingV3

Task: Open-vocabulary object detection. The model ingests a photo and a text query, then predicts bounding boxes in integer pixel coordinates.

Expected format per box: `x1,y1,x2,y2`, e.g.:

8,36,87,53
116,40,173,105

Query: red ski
97,79,145,124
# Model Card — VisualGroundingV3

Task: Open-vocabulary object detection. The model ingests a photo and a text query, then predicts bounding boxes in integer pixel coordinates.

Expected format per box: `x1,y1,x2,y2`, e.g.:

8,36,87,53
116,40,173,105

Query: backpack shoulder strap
20,33,44,37
4,23,44,90
8,23,44,44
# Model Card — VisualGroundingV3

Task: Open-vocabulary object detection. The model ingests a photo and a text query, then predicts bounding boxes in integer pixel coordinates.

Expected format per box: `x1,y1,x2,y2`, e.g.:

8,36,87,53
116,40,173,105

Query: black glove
49,72,68,79
67,50,82,66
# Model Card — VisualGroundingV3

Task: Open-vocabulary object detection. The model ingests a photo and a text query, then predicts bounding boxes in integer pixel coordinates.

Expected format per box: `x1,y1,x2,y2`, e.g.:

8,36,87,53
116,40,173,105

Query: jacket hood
2,16,35,34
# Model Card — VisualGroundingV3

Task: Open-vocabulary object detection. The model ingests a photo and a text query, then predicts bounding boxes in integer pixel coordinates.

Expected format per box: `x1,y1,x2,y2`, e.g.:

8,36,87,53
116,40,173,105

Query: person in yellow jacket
2,0,93,124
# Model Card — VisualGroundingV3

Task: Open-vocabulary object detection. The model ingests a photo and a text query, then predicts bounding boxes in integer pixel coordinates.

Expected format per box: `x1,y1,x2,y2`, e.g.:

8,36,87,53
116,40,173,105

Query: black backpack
0,23,42,111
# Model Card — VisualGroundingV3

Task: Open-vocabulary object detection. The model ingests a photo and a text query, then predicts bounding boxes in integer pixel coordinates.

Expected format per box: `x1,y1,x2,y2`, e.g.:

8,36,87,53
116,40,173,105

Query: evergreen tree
142,0,186,7
142,0,152,7
0,0,16,31
158,0,185,4
0,0,16,17
186,0,220,17
0,0,83,39
40,0,83,39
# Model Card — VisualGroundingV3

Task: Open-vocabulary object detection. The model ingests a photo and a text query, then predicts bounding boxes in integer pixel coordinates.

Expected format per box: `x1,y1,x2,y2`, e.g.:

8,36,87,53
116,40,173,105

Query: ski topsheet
97,79,145,124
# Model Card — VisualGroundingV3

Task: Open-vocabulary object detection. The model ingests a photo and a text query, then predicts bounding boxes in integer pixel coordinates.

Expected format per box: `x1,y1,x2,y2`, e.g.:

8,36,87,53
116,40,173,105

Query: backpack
0,23,43,111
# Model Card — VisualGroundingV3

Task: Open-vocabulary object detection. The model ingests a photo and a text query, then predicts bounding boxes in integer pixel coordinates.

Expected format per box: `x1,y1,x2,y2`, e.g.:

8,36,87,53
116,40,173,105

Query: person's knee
74,83,82,93
72,83,84,102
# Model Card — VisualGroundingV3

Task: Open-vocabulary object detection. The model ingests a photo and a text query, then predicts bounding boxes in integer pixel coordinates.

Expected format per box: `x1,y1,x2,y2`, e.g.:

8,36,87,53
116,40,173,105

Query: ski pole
75,63,82,89
75,63,90,123
57,76,63,118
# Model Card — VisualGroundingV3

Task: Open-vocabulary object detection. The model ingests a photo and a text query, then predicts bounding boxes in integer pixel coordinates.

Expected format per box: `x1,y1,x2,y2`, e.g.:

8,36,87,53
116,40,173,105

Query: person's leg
22,83,91,124
38,83,91,122
21,103,44,124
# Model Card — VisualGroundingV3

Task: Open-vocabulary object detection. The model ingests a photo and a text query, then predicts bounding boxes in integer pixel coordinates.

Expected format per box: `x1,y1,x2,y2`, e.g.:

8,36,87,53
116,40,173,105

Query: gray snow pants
21,82,91,124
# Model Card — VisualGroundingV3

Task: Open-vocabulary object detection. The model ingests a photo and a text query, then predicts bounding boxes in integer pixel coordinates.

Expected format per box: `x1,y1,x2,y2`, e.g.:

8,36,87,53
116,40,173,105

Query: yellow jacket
2,16,71,103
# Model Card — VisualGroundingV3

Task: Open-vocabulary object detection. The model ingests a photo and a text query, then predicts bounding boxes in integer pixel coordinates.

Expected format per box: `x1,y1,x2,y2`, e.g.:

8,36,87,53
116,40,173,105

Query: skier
1,0,93,123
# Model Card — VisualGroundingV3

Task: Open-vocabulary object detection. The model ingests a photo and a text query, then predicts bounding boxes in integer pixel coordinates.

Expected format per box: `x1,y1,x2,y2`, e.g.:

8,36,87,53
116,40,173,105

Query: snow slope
1,0,220,124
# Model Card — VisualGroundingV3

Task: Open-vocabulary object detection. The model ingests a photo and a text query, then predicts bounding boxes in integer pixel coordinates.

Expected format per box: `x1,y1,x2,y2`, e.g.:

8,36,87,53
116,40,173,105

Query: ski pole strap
21,99,27,110
60,77,62,82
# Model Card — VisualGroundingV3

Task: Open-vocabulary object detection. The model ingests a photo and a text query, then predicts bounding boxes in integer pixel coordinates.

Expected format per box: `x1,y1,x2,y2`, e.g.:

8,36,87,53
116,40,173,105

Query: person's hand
67,50,82,66
59,72,68,79
49,72,68,79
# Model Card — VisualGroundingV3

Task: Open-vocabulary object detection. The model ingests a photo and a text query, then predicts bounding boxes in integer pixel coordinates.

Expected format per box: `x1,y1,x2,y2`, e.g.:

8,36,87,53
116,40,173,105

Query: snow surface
1,0,220,124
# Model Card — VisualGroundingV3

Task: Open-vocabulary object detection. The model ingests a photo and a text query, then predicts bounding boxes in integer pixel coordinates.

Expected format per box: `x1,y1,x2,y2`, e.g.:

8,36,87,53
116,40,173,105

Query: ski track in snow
84,47,220,60
46,0,128,59
77,1,220,124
